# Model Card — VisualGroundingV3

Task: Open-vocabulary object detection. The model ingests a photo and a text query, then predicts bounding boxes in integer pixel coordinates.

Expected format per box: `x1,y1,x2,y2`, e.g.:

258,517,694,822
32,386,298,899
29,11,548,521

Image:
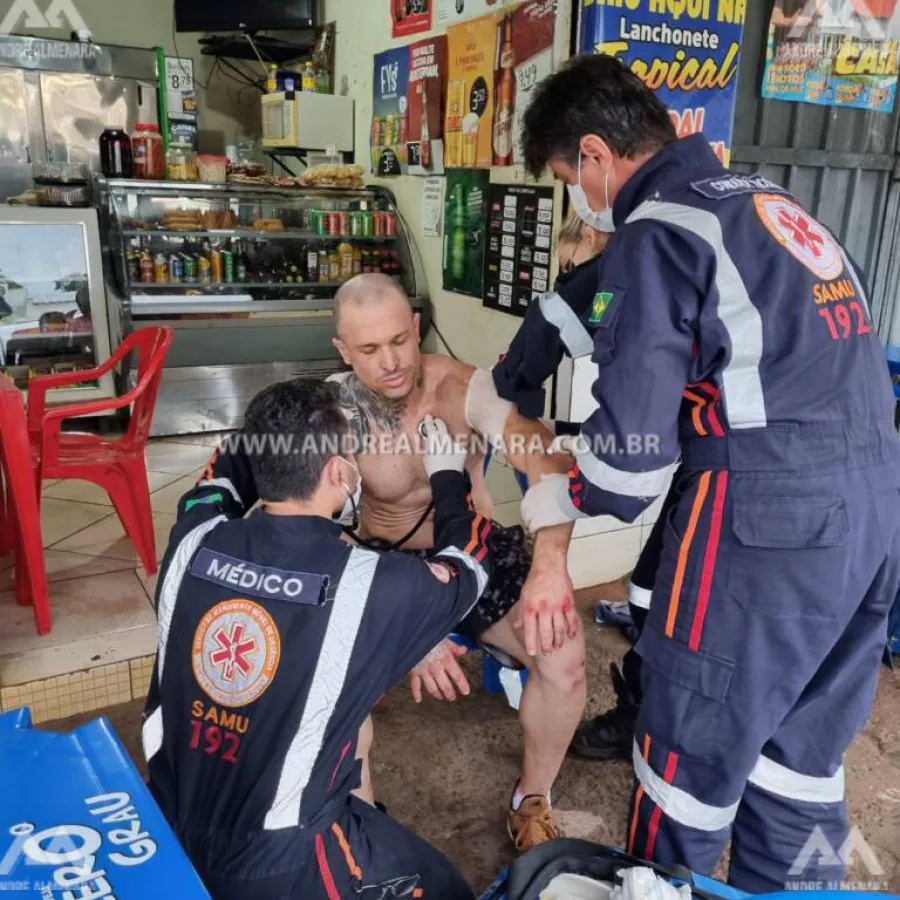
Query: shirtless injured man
328,273,586,851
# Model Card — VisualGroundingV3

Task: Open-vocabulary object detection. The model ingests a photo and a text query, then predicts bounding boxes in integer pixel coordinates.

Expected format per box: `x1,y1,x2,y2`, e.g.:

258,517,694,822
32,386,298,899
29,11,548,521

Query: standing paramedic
517,53,900,892
142,379,490,900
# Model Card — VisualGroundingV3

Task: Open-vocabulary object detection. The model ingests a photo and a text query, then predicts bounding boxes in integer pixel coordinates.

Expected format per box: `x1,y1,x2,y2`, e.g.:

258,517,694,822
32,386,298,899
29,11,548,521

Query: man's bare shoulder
423,354,475,408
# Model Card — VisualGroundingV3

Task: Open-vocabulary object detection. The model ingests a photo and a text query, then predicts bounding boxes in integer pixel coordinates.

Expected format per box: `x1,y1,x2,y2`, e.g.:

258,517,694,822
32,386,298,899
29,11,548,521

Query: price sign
378,148,403,176
470,76,488,118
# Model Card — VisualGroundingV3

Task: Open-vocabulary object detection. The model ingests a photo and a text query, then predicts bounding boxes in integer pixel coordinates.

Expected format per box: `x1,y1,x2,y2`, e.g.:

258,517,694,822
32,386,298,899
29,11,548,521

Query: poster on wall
407,35,448,175
496,0,555,167
371,48,411,176
579,0,746,166
442,168,489,297
445,13,499,169
483,183,554,317
437,0,505,27
392,0,433,37
761,0,900,113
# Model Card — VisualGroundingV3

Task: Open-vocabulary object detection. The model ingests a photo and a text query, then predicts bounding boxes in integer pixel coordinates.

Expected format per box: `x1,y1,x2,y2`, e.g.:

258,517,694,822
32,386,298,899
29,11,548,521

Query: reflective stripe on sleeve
629,582,653,610
436,545,489,599
575,446,677,500
626,201,767,430
264,547,378,830
538,291,595,359
142,706,163,762
156,515,227,682
748,754,845,804
632,740,739,832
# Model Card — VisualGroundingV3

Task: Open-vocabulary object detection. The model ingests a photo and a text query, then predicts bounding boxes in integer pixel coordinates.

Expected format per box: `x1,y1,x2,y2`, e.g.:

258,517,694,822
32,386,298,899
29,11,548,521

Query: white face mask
335,457,362,526
567,155,615,233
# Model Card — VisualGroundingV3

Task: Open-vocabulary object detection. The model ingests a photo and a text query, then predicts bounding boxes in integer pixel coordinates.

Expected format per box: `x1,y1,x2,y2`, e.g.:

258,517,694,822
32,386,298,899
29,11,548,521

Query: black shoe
568,663,638,761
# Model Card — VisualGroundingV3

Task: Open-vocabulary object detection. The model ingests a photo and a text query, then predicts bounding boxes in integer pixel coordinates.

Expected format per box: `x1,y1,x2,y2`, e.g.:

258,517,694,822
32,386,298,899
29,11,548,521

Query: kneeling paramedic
517,54,900,892
142,378,489,900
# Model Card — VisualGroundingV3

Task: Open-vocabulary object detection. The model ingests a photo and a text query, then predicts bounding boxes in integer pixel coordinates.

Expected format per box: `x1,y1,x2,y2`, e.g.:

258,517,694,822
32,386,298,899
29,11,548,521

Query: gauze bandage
465,368,514,449
521,473,586,532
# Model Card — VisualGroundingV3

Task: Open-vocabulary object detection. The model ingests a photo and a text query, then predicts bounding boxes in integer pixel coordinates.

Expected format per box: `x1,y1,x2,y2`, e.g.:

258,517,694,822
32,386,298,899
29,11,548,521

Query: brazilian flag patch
589,291,614,324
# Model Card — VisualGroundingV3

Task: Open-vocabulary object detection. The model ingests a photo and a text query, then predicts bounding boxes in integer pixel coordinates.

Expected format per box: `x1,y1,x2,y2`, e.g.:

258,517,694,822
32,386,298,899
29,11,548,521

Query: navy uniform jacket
492,256,602,419
142,443,491,882
554,133,896,523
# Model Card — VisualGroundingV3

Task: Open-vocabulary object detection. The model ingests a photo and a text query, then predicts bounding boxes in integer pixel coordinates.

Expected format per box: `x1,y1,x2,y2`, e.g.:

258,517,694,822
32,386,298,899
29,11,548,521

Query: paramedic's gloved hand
421,415,466,477
410,638,470,702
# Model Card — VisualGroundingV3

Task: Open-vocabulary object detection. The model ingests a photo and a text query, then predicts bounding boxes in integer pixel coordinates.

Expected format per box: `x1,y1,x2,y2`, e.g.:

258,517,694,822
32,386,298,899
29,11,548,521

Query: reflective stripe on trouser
624,457,900,893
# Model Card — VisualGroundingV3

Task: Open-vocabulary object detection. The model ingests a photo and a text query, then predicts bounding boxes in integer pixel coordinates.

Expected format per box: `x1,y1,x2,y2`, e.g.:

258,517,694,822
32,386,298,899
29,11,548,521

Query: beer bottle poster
482,183,554,318
371,48,411,176
407,36,448,176
445,13,498,169
442,168,490,297
392,0,433,38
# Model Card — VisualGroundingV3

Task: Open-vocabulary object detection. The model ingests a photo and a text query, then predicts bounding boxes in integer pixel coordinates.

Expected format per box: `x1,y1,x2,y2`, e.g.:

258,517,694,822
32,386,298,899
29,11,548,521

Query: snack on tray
163,208,202,231
298,163,365,190
252,218,285,232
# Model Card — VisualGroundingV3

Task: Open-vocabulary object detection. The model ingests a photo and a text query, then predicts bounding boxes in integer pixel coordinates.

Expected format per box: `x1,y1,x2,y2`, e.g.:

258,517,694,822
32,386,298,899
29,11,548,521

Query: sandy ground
47,583,900,895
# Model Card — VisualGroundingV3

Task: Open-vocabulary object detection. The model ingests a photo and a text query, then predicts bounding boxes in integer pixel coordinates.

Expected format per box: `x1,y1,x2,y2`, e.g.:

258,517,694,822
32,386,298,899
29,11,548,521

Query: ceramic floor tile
492,501,523,529
150,474,198,515
0,569,156,686
42,470,182,506
50,511,177,563
136,568,159,606
485,463,524,505
0,550,136,592
144,441,216,475
38,498,113,547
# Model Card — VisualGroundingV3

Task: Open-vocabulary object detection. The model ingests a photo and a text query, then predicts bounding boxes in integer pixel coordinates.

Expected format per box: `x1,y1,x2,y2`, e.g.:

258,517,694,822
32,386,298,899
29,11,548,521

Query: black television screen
175,0,316,33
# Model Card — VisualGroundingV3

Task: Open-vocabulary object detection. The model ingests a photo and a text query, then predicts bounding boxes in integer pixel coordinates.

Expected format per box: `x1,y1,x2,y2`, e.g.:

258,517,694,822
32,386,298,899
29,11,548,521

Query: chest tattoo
339,375,407,447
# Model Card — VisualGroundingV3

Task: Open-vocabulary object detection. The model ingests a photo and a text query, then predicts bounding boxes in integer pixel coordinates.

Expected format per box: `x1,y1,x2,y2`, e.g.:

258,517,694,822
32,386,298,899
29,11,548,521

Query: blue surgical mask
567,155,615,233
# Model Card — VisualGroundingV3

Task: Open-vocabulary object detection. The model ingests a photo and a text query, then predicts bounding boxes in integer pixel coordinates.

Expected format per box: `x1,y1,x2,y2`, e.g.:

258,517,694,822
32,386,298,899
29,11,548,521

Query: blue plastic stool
449,633,529,705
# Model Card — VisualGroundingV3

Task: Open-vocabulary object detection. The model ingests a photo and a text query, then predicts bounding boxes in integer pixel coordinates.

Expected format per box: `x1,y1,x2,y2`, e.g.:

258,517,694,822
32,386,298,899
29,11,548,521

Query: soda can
199,256,212,285
350,212,363,237
139,254,154,283
314,211,328,236
169,254,183,284
326,211,339,236
338,211,350,235
154,253,169,284
221,250,234,284
183,254,196,283
383,211,397,237
364,210,374,237
373,211,384,237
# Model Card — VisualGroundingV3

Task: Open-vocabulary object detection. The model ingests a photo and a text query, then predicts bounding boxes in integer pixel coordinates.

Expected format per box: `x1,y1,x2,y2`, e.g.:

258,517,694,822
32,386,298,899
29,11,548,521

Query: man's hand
422,415,467,478
515,524,579,656
410,638,470,702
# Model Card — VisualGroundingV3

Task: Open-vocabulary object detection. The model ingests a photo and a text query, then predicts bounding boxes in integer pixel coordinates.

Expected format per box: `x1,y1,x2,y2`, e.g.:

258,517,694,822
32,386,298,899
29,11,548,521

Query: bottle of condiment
99,129,133,178
338,241,355,281
131,122,165,180
352,245,362,277
319,248,330,283
329,250,341,282
301,61,317,92
266,64,278,93
306,243,319,282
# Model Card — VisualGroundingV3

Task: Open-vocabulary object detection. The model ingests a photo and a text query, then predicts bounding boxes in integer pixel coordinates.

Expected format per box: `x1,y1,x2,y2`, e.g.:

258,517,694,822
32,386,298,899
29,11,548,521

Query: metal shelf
129,280,345,291
130,295,334,316
105,178,377,200
122,229,397,242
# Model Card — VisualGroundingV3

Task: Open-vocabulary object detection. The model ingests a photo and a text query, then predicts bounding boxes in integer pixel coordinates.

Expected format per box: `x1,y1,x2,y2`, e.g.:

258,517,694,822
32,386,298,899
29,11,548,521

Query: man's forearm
502,415,573,486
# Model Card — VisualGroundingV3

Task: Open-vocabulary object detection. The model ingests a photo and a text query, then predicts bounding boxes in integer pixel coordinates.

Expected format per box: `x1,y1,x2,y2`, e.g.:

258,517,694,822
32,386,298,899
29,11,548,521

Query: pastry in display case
98,177,427,435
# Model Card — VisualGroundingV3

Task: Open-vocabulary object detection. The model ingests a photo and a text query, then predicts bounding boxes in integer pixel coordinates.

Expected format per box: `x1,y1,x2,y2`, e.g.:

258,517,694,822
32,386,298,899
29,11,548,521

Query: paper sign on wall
422,176,445,237
445,13,499,169
392,0,433,38
437,0,505,27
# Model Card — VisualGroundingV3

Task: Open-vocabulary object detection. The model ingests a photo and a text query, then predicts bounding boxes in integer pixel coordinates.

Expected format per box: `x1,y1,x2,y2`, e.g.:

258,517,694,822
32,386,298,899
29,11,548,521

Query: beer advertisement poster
761,1,900,113
371,47,411,176
445,13,499,169
483,183,554,318
437,0,508,28
504,0,556,168
392,0,433,38
407,35,448,175
579,0,746,166
443,168,490,297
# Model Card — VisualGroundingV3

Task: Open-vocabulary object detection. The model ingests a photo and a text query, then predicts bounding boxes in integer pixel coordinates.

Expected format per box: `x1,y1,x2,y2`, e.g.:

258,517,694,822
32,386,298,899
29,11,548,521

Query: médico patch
192,599,281,708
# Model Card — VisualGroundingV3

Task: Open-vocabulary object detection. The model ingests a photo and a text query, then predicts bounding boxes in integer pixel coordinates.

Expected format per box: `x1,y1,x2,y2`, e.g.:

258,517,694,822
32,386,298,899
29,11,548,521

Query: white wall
323,0,569,368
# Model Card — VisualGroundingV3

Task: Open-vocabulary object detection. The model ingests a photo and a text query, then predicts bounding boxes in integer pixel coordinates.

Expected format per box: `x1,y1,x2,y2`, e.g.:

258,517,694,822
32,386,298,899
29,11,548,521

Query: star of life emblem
754,193,844,281
192,599,281,708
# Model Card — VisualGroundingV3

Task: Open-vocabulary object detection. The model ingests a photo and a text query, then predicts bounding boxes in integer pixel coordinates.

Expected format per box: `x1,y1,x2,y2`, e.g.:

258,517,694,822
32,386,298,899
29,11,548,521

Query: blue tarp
0,707,210,898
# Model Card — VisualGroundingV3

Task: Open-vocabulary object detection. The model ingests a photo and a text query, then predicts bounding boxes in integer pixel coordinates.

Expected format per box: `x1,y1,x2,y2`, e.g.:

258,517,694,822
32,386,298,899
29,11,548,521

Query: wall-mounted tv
174,0,317,33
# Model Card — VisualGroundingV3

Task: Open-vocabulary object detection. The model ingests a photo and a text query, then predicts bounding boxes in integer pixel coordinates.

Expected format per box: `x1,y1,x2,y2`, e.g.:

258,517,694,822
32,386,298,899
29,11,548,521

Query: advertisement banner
437,0,505,27
371,47,411,176
445,13,499,169
443,168,489,297
493,0,556,167
761,0,900,113
579,0,746,166
392,0,433,37
483,183,555,317
407,35,448,175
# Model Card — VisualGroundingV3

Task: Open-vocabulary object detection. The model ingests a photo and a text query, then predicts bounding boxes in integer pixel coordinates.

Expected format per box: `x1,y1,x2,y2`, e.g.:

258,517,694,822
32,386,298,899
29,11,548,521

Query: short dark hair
243,378,348,502
521,54,676,178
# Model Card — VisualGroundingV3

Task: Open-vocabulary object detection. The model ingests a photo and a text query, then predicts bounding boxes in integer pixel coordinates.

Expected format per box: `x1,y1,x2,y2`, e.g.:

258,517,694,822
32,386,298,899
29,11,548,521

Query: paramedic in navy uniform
142,379,489,900
514,54,900,892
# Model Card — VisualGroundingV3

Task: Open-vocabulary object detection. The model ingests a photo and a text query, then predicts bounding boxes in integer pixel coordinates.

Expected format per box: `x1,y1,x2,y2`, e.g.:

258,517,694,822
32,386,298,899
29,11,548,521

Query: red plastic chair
0,378,50,634
27,327,174,577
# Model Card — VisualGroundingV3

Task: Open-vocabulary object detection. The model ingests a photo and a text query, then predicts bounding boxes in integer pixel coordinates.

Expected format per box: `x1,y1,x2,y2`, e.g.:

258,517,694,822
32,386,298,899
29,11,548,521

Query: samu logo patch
589,292,613,324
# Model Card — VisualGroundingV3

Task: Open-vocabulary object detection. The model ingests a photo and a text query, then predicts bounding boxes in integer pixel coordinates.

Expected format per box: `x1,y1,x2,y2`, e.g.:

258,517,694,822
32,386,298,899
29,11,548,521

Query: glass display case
0,207,115,404
99,178,427,435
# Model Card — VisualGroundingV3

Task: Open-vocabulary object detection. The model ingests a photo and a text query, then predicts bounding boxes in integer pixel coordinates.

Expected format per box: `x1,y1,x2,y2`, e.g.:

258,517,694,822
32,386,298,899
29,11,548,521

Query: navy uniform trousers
625,424,900,893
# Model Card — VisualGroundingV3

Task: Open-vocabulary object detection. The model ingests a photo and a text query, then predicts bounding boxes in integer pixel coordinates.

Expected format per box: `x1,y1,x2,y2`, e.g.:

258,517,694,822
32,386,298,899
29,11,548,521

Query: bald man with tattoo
328,274,586,851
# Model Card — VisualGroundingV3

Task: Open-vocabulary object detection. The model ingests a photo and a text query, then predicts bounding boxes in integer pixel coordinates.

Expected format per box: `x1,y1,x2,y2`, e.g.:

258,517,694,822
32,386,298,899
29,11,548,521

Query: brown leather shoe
507,796,562,852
